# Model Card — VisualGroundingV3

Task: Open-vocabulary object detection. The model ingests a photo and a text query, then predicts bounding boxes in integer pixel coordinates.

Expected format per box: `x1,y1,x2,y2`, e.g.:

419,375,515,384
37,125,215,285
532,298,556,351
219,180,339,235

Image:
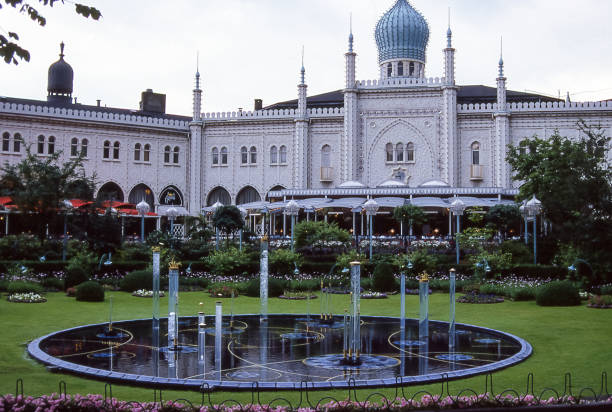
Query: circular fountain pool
28,314,531,390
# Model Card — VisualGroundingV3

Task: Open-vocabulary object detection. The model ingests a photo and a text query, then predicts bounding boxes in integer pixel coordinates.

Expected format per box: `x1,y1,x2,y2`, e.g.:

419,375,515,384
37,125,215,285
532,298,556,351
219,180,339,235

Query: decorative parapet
202,107,344,121
357,77,445,89
0,101,189,130
458,100,612,114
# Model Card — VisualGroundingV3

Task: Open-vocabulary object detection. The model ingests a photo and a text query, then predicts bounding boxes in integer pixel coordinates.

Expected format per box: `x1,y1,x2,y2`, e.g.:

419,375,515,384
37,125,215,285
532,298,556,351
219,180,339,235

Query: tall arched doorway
97,182,124,202
207,187,231,206
128,184,155,210
236,186,261,205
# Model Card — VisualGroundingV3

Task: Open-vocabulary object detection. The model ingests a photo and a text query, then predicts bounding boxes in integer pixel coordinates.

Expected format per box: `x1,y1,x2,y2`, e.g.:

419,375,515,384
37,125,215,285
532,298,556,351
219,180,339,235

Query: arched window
397,61,404,76
386,143,393,162
236,186,261,205
37,135,45,154
409,62,415,76
134,143,141,161
279,145,287,163
206,186,231,206
2,132,9,152
406,142,415,162
164,145,171,163
212,147,219,165
143,144,150,162
395,143,404,162
471,142,480,165
70,138,79,157
321,144,331,167
97,182,124,202
249,146,257,164
128,183,155,211
240,146,248,164
112,141,120,160
13,133,22,153
48,136,55,154
81,139,88,157
221,147,228,164
103,140,111,159
387,63,392,77
270,145,278,164
173,146,179,164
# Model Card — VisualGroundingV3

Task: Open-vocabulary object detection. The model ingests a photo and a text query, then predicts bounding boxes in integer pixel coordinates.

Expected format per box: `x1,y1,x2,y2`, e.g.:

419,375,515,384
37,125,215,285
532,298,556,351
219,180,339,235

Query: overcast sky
2,0,612,116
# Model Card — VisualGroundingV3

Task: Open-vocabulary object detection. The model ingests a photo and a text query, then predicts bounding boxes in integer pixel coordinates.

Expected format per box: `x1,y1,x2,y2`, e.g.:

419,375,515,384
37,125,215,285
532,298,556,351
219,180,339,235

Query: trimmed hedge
536,281,580,306
244,277,287,297
76,281,105,302
119,270,152,292
502,264,566,279
372,262,396,292
7,281,43,294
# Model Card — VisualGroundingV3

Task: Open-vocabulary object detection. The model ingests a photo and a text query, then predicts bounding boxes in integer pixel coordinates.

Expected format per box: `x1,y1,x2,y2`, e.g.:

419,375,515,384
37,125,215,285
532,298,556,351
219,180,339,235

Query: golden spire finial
419,272,429,282
169,259,181,271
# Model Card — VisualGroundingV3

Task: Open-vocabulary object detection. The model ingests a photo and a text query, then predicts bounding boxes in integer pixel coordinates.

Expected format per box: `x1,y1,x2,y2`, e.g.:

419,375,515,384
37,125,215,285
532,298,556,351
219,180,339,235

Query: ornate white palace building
1,0,611,234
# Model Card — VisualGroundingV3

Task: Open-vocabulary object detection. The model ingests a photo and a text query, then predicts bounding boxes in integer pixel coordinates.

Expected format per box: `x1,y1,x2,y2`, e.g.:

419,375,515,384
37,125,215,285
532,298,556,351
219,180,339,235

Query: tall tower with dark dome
47,42,74,105
375,0,429,80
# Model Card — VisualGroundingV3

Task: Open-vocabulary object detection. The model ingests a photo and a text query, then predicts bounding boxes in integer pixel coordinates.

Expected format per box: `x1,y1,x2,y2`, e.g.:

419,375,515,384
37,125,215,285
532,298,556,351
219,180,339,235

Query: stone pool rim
27,314,532,391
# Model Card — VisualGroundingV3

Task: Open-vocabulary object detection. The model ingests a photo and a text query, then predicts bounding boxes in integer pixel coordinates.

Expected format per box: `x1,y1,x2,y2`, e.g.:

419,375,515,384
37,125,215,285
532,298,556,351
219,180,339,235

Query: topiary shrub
65,249,96,290
500,240,532,264
244,277,287,297
536,281,580,306
372,262,396,292
245,278,260,297
269,249,303,275
41,277,64,291
511,287,536,301
119,270,153,292
7,281,43,295
76,281,105,302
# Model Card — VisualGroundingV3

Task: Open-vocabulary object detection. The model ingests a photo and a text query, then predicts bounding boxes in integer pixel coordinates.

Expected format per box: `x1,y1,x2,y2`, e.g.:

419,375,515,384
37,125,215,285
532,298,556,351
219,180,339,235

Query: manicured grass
1,290,611,405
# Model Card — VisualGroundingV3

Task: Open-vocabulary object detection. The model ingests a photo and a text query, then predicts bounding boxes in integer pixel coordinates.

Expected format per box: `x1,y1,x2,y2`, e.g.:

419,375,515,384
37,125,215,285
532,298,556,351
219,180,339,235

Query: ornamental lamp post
284,200,300,252
450,198,466,265
136,200,150,244
61,199,73,261
363,199,380,261
519,200,529,245
211,201,223,250
526,195,542,265
166,206,179,248
238,207,247,250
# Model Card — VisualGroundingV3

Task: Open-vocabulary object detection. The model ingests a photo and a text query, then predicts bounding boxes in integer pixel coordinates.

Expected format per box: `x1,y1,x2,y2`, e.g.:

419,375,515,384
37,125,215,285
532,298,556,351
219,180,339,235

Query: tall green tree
212,205,244,247
393,204,426,243
1,0,101,64
0,147,95,239
486,205,520,238
506,121,612,279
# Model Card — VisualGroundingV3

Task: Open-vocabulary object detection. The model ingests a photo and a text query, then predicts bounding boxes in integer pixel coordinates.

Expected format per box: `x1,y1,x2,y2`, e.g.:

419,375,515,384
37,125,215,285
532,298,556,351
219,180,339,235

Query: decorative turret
375,0,429,79
193,54,202,121
47,42,74,105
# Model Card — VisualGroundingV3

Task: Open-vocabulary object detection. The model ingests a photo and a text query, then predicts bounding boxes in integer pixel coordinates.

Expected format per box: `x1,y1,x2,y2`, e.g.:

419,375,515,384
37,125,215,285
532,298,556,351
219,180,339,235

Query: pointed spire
195,51,201,89
498,37,504,77
59,41,65,59
446,7,452,48
300,46,305,85
348,13,354,52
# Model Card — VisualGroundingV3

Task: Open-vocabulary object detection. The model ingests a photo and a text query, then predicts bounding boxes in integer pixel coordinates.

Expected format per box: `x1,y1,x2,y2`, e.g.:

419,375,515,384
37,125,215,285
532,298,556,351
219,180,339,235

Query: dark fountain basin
28,314,531,391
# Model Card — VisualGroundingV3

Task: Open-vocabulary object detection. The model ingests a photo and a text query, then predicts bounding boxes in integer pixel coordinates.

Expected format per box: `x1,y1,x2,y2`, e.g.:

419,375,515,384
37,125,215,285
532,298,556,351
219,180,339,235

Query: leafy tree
392,204,426,242
486,205,520,238
466,206,485,225
0,147,95,240
506,121,612,280
212,205,244,247
293,221,350,250
1,0,101,65
185,213,213,242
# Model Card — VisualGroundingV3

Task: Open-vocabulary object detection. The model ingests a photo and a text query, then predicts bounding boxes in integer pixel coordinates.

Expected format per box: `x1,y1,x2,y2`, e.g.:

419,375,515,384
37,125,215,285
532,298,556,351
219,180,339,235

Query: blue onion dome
47,42,74,99
375,0,430,63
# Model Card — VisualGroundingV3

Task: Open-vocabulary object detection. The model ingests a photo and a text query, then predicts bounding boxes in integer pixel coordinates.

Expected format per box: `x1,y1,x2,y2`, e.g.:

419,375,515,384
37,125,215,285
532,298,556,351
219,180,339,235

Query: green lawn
1,291,611,406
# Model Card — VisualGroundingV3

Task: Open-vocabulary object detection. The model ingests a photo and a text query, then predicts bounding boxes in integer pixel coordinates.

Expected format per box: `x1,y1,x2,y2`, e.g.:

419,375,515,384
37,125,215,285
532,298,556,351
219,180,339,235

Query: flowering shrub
361,291,387,299
7,292,46,303
409,239,451,250
208,284,238,298
132,289,165,297
0,392,608,411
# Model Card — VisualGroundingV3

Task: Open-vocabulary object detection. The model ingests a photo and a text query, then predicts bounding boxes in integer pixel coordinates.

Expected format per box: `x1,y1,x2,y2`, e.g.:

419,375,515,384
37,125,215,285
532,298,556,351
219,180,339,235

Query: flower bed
457,292,504,304
279,292,317,300
0,392,610,411
587,295,612,309
7,292,46,303
131,289,165,298
360,291,387,299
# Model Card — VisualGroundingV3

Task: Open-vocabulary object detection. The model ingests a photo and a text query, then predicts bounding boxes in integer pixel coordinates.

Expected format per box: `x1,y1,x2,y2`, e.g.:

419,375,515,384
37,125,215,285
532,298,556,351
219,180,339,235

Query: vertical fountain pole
343,309,348,359
260,235,269,322
319,279,324,319
350,261,361,363
108,295,113,331
198,307,206,377
449,268,456,351
215,301,222,380
419,272,429,341
400,271,406,331
168,260,180,349
151,247,160,376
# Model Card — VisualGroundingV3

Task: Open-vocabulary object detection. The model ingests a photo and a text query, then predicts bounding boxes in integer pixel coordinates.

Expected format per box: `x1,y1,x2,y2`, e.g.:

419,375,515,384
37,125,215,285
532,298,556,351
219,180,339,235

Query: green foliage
293,221,350,250
511,287,536,301
456,227,496,250
500,240,532,264
64,247,95,290
335,251,366,274
269,249,302,275
469,250,513,279
70,211,122,253
41,277,64,291
212,206,244,239
244,277,288,297
244,278,260,297
392,205,426,233
486,205,521,236
119,270,152,292
0,235,45,260
536,281,581,306
208,283,238,298
116,243,151,262
287,279,319,292
203,247,256,276
599,285,612,295
372,262,396,292
7,281,43,294
185,214,213,242
405,249,437,276
75,280,105,302
467,206,485,225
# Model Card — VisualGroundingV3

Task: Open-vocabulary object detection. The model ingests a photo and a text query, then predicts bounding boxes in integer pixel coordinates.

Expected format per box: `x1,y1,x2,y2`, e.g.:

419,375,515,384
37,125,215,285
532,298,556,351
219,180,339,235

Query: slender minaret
293,51,309,188
188,57,203,214
441,15,458,186
343,18,359,182
494,39,511,188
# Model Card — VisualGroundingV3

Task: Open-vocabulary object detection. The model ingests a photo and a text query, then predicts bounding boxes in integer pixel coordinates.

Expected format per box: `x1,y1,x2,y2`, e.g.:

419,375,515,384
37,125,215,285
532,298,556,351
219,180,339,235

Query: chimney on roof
96,99,101,107
254,98,263,110
139,89,166,114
